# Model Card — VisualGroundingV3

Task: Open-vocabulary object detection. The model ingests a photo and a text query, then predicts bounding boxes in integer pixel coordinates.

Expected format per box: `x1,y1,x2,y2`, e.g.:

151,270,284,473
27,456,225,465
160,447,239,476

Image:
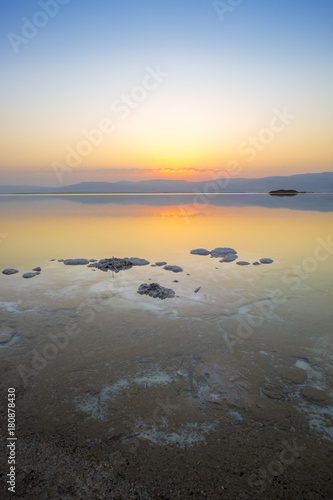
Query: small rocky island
269,189,300,196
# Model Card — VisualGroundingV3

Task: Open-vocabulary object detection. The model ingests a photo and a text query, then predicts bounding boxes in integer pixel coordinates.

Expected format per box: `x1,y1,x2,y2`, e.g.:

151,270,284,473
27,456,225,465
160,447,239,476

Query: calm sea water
0,193,332,498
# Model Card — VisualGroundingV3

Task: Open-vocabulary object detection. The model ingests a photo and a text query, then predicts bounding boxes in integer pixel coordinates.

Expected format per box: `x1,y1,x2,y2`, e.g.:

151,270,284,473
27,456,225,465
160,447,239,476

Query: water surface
0,194,332,499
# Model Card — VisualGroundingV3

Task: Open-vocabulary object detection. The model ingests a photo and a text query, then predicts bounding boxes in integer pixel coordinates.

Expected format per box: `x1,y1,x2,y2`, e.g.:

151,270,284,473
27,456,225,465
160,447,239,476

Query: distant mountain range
1,172,333,194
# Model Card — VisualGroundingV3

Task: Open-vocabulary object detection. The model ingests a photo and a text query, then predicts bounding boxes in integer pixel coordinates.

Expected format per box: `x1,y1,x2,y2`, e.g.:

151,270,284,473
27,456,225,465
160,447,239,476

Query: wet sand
0,258,332,499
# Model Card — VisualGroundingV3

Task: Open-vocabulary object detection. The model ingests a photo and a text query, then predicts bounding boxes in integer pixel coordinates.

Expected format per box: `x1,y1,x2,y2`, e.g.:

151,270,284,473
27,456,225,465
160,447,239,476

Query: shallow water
0,194,332,499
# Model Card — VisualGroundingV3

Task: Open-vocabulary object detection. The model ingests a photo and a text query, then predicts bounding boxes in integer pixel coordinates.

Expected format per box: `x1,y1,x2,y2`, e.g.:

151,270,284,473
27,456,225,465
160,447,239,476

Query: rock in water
190,248,210,256
137,283,175,299
0,326,14,344
236,261,250,266
90,258,133,272
155,261,167,266
259,258,274,264
252,262,261,266
2,268,19,275
63,259,90,265
302,386,329,405
22,272,39,279
220,253,238,263
210,247,237,258
33,267,41,272
129,257,150,266
280,367,306,384
163,265,183,273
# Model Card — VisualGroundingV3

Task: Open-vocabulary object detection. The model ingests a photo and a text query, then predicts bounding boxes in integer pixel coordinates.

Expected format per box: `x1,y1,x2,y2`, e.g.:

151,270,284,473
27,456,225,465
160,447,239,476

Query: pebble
163,265,183,273
210,247,237,258
33,267,41,272
252,262,261,266
302,386,329,405
280,367,306,384
190,248,210,256
194,287,201,293
236,261,250,266
2,268,19,275
259,258,274,264
155,261,167,266
22,272,38,279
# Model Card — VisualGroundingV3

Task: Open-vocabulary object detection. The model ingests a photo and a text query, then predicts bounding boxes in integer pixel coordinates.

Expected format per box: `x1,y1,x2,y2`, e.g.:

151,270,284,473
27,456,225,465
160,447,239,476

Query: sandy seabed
0,259,332,499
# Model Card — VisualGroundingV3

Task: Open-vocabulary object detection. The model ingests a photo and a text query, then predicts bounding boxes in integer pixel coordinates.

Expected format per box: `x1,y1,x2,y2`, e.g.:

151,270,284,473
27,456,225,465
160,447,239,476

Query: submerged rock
163,265,183,273
260,258,274,264
210,247,237,258
302,386,329,405
155,261,167,266
63,258,90,266
190,248,210,256
22,272,39,279
130,257,150,266
0,326,14,344
220,253,238,263
2,268,19,275
236,261,250,266
281,367,306,384
261,382,285,400
137,283,175,299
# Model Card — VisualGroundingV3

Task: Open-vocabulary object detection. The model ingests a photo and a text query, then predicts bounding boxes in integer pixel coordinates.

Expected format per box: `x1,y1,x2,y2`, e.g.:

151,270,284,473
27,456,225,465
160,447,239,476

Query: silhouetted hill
0,172,332,194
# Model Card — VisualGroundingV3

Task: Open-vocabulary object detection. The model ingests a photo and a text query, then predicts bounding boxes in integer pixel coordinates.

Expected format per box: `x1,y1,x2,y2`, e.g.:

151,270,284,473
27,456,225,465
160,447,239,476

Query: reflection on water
0,194,332,498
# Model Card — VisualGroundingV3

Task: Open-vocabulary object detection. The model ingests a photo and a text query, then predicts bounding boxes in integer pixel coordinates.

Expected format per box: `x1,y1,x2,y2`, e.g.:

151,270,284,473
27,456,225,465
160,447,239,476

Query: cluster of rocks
2,246,274,299
190,247,274,266
87,258,134,273
2,267,41,279
59,257,184,274
137,283,175,300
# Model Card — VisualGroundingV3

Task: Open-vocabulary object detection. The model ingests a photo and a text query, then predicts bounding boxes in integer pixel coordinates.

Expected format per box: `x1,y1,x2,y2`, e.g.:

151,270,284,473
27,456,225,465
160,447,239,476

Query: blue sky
1,0,332,185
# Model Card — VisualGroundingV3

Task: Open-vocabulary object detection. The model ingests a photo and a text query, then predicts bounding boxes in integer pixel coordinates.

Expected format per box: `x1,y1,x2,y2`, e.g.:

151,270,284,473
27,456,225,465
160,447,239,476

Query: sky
0,0,332,186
